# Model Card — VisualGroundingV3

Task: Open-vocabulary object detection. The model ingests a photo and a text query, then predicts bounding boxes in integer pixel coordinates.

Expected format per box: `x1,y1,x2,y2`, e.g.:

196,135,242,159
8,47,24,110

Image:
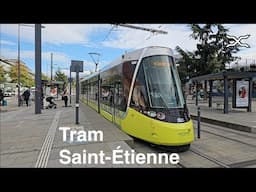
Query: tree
8,63,34,88
41,73,50,81
0,65,6,83
54,70,68,90
176,24,240,84
175,47,198,84
54,70,67,83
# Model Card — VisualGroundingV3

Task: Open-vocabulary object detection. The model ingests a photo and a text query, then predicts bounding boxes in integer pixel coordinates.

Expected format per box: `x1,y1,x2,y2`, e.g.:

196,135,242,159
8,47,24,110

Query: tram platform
187,97,256,134
0,98,134,168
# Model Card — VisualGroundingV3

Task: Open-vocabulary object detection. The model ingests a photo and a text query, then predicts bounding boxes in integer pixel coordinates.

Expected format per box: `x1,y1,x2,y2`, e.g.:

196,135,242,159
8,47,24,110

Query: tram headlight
156,112,166,120
147,111,157,118
177,117,185,123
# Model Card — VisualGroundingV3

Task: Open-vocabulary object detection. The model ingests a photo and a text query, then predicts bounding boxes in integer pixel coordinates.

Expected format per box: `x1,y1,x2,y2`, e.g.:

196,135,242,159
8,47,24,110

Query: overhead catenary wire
102,25,116,42
116,24,168,35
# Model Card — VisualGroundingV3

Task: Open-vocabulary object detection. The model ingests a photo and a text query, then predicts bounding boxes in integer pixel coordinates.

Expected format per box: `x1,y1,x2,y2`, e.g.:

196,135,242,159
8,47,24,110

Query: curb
190,114,255,133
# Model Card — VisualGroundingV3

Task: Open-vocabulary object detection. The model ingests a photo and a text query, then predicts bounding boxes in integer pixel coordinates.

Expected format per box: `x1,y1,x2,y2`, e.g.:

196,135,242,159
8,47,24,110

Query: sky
1,24,256,78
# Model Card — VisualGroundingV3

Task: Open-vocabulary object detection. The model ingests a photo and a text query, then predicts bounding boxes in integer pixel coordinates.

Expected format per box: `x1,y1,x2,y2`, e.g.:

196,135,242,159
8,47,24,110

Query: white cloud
3,23,256,70
0,24,18,37
101,24,197,52
43,24,88,45
1,48,70,64
42,51,71,64
0,39,15,46
1,48,18,58
101,24,256,60
0,24,110,45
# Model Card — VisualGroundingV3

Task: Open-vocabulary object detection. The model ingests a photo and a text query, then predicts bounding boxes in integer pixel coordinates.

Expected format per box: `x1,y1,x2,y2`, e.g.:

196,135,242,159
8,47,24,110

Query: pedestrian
0,89,4,106
62,89,68,107
22,88,31,107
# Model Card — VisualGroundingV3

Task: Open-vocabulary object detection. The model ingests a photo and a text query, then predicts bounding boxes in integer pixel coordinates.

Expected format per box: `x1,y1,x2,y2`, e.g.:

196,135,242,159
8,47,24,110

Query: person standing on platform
62,89,69,107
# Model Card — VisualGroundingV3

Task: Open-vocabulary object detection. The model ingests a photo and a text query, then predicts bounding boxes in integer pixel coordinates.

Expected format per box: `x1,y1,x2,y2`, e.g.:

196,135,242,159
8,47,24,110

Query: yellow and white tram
80,46,194,151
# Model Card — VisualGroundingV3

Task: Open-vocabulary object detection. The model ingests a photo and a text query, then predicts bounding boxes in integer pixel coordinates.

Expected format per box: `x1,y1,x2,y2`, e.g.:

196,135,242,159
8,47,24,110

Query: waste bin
2,100,7,106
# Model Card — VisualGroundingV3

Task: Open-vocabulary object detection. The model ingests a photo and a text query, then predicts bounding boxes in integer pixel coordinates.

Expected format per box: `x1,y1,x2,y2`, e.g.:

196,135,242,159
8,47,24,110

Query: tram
80,46,194,151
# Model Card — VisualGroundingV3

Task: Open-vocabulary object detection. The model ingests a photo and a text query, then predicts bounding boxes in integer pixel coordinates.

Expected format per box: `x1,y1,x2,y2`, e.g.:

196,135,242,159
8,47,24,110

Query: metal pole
248,78,252,112
97,75,100,113
197,106,200,139
209,80,213,108
70,67,72,104
18,24,21,107
224,74,228,114
51,53,53,81
195,82,198,106
35,24,42,114
75,70,79,124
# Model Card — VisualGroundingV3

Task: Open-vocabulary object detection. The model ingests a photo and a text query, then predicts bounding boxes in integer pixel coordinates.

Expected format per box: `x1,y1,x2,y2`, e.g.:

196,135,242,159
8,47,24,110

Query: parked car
4,90,12,97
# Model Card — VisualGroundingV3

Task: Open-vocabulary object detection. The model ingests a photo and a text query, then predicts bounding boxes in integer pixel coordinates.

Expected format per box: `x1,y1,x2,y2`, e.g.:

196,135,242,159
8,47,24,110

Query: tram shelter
191,71,256,114
42,80,65,99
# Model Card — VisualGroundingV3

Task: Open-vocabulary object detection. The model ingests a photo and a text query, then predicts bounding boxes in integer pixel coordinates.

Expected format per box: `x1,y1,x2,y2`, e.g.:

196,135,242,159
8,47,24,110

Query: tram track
179,122,256,168
189,147,230,168
177,122,256,168
175,146,230,168
177,147,256,168
198,122,256,139
133,121,256,168
194,121,256,149
200,129,256,148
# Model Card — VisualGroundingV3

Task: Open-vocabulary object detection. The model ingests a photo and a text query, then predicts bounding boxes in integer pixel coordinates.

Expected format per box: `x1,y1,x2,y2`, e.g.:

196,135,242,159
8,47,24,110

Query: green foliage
54,70,67,82
0,65,6,82
41,73,50,81
8,63,34,88
176,24,240,84
54,70,68,91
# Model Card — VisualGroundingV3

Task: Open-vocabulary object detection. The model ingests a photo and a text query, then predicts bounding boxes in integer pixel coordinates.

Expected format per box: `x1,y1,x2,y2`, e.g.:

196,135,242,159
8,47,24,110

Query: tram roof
81,46,174,82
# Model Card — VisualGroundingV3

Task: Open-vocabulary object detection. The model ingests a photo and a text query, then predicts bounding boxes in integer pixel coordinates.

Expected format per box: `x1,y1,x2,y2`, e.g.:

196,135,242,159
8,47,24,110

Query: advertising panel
235,80,249,107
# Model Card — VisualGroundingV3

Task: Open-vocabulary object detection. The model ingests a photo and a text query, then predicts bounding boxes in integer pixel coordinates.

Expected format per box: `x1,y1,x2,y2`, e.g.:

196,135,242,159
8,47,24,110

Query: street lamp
17,24,45,107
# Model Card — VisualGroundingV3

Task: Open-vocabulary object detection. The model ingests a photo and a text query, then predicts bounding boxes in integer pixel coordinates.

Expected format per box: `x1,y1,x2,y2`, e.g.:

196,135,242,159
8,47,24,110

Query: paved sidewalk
0,96,27,113
46,101,136,168
1,98,148,168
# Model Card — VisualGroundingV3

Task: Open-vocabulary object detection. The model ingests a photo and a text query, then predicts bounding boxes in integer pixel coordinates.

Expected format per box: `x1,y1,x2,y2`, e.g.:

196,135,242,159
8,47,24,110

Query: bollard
197,106,200,139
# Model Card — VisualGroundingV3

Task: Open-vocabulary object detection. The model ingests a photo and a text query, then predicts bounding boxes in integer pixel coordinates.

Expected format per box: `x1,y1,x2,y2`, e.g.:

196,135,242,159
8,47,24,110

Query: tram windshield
142,55,185,108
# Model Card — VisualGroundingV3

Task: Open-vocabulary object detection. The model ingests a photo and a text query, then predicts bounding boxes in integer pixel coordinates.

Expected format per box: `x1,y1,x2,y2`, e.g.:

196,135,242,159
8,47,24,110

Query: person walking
0,89,4,106
22,88,31,107
62,89,69,107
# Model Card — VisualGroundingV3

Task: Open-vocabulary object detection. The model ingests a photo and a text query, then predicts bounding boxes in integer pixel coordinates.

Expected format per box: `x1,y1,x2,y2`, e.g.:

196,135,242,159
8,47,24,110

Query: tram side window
101,86,111,105
93,82,98,101
101,87,109,101
85,84,88,98
130,65,149,110
114,82,127,112
81,82,87,99
89,83,94,100
123,61,136,110
83,83,87,95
